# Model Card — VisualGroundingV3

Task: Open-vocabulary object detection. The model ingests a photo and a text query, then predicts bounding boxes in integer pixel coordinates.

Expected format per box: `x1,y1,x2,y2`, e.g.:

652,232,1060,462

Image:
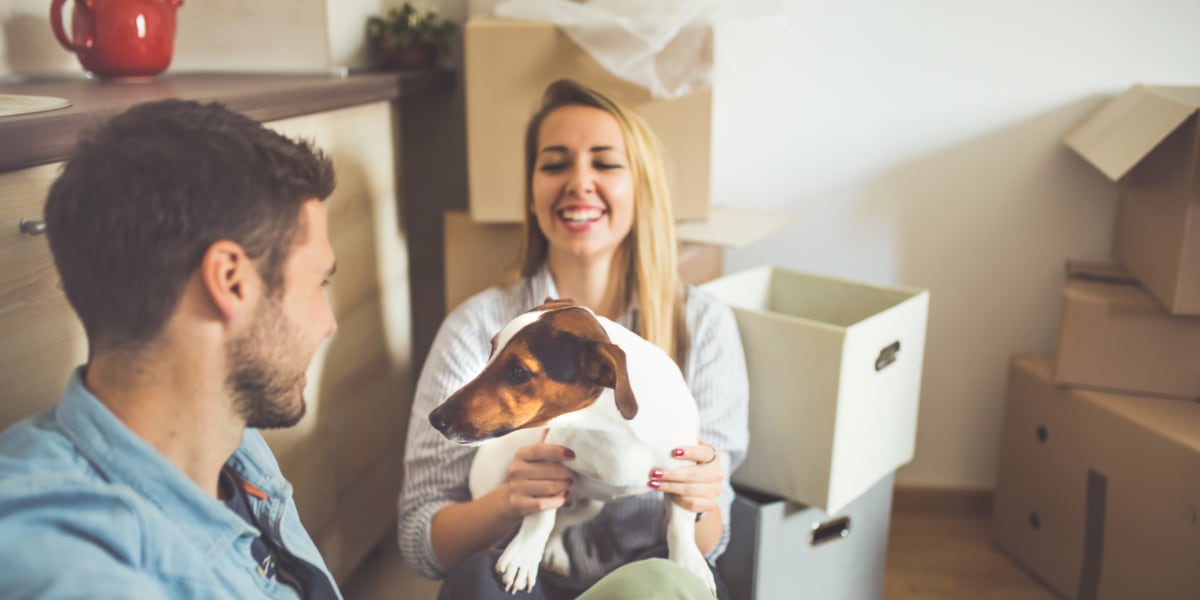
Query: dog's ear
585,341,637,420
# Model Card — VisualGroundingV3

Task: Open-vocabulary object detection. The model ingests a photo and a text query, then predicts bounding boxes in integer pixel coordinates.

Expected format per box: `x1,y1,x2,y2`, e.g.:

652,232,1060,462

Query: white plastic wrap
489,0,788,100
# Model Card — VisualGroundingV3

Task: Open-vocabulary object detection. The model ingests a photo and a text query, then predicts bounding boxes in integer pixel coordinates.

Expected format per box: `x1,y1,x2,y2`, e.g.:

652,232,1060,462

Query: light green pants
577,558,712,600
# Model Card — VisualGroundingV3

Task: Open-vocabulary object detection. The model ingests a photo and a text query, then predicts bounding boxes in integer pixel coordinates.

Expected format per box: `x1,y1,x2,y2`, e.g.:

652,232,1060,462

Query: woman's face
531,105,635,265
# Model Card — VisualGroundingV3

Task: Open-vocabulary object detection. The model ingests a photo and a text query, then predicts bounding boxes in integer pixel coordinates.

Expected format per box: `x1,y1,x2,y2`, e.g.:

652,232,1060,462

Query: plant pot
375,41,436,71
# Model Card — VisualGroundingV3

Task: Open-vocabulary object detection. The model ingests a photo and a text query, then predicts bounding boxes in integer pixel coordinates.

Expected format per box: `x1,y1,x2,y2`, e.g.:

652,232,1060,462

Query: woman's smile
556,204,609,232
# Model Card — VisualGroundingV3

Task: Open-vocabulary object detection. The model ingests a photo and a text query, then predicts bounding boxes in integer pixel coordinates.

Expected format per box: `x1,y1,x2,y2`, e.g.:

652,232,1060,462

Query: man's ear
200,240,254,322
585,341,637,420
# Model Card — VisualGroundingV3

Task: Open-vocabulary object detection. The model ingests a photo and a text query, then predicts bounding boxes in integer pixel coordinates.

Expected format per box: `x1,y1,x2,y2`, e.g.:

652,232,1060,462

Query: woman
398,79,748,599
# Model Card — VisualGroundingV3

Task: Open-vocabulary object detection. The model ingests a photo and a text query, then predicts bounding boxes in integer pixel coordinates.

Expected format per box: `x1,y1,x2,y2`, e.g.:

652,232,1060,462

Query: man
0,99,341,598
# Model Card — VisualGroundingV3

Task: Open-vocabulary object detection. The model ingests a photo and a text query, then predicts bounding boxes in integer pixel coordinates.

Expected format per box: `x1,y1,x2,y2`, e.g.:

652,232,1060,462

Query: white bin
701,266,928,513
716,473,895,600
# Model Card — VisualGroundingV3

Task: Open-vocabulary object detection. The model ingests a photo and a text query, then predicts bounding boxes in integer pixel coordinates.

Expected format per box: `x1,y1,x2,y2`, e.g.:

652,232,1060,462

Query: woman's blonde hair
517,79,688,365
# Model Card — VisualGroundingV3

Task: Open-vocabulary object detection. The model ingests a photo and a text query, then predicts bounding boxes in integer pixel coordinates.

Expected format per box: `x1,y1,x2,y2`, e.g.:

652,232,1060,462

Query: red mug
50,0,184,79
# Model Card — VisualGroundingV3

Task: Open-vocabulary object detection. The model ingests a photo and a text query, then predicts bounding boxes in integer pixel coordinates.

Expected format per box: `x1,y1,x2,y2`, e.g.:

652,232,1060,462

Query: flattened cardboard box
443,208,789,311
1054,261,1200,399
1064,85,1200,315
993,355,1200,600
464,18,711,224
701,267,928,513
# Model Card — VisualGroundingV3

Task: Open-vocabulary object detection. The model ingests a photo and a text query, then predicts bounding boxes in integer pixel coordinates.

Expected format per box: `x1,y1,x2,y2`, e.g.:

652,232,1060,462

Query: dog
428,298,715,595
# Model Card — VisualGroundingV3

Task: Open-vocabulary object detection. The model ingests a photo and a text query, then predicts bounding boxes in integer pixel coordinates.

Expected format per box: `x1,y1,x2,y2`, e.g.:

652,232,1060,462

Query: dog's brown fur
431,300,636,442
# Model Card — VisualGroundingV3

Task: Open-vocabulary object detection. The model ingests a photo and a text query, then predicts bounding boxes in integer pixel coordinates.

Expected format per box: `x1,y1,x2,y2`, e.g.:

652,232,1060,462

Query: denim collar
54,367,290,555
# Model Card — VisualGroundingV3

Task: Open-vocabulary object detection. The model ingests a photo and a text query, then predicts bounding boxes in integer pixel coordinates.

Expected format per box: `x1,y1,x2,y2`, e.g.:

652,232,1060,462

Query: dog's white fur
456,306,714,594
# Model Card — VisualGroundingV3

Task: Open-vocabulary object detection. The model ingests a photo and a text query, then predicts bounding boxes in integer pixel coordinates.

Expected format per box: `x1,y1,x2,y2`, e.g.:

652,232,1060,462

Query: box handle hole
810,516,851,546
875,341,901,371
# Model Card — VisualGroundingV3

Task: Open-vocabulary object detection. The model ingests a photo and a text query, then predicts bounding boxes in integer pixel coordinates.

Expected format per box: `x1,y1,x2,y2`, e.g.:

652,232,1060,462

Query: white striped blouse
396,265,750,586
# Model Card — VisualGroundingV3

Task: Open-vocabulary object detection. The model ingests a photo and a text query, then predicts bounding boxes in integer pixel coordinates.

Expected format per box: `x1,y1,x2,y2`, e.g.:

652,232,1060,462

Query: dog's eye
505,363,533,384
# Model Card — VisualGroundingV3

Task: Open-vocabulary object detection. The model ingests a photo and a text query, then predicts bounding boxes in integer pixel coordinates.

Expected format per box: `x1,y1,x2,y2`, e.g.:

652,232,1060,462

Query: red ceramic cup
50,0,184,79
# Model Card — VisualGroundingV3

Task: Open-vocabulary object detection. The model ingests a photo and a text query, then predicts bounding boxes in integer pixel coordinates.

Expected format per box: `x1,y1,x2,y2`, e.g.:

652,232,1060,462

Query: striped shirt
397,265,749,585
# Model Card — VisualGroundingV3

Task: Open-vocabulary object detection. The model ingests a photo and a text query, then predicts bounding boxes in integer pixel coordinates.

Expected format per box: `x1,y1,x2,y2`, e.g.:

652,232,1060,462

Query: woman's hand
501,431,575,521
648,442,723,515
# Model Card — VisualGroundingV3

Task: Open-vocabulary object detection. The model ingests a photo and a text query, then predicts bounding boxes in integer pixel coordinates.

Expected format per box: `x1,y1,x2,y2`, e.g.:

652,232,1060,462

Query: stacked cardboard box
448,18,791,308
992,85,1200,600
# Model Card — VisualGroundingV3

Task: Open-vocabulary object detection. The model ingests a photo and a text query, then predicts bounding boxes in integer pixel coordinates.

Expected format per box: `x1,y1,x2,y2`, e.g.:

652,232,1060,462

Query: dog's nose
429,408,449,434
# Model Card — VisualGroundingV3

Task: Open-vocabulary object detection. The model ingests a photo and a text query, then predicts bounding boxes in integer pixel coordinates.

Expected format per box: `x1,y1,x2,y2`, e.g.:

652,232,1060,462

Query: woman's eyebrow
539,145,619,154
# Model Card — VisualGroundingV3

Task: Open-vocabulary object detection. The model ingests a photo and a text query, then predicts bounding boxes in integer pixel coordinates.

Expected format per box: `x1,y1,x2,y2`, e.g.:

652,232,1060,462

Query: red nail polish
648,480,661,489
672,448,685,457
649,468,664,479
564,448,575,458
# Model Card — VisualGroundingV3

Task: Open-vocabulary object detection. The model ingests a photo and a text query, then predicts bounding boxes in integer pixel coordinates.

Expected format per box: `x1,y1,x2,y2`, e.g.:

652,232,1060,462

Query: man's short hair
44,99,336,354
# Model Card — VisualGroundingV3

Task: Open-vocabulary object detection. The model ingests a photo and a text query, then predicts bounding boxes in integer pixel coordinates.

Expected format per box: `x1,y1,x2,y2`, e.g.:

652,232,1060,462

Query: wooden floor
345,510,1060,599
884,512,1058,600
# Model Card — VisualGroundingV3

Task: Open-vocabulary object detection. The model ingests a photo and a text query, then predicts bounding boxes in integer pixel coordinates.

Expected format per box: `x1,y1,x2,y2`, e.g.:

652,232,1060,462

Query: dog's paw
541,537,571,577
672,548,717,597
496,543,541,594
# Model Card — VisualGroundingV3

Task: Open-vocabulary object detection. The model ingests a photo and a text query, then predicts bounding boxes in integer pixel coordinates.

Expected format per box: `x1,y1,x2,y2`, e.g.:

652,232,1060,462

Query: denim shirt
0,369,341,599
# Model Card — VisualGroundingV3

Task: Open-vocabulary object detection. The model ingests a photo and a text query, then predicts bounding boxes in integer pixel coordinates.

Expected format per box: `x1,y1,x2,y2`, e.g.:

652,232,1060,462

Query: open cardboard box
1064,85,1200,315
464,18,712,224
700,266,929,513
1054,261,1200,399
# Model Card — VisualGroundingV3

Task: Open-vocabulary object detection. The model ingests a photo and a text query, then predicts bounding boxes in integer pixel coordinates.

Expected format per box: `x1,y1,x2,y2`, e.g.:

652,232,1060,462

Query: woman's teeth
559,207,604,223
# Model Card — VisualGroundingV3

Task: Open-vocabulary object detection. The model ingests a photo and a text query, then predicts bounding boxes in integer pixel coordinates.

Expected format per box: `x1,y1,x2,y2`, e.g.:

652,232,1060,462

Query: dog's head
428,298,636,443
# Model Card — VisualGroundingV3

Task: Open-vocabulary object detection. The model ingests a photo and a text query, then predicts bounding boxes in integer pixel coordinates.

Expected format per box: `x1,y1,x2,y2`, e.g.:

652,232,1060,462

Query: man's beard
225,297,307,429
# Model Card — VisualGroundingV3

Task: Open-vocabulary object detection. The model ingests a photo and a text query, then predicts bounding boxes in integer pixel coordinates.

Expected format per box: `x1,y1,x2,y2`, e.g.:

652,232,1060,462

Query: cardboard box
443,208,790,311
464,18,711,224
676,243,723,288
444,211,523,312
993,355,1200,600
1054,261,1200,399
700,267,929,513
716,474,894,600
1064,85,1200,315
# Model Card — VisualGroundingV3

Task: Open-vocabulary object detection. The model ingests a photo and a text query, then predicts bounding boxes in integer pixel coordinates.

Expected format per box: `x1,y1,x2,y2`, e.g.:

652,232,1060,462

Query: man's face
226,200,337,429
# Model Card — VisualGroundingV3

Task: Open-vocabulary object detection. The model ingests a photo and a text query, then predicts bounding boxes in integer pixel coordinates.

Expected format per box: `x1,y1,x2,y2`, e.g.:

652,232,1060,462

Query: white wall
712,0,1200,489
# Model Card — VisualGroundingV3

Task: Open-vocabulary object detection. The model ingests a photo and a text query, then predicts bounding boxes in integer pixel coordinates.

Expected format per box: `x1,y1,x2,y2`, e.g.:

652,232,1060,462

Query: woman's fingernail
564,448,575,459
672,448,685,457
647,480,661,489
649,468,664,479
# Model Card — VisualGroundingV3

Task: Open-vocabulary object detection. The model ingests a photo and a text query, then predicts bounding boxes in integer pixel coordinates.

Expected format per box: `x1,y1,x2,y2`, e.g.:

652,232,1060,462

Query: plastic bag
490,0,786,100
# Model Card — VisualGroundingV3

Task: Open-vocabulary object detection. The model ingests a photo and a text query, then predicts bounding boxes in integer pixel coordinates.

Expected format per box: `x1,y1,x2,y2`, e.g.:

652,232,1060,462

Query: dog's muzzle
429,402,507,444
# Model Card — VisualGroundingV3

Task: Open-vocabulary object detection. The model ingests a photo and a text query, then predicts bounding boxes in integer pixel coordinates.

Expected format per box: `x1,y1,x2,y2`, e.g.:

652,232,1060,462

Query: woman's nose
565,166,597,197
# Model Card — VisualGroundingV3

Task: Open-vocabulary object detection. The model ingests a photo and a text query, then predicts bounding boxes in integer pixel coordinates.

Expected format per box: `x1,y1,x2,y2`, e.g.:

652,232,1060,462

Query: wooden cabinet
261,101,414,583
0,163,85,430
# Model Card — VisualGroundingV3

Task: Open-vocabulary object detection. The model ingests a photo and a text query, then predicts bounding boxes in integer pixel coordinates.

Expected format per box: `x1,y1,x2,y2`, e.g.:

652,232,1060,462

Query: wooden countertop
0,70,455,172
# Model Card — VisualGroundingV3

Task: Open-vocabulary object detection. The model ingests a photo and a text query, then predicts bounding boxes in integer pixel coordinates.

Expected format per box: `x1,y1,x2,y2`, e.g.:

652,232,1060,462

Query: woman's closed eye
539,161,622,172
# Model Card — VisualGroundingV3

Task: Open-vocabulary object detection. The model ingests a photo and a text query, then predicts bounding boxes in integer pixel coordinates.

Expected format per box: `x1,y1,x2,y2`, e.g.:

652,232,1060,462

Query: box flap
676,206,792,249
1063,85,1200,181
